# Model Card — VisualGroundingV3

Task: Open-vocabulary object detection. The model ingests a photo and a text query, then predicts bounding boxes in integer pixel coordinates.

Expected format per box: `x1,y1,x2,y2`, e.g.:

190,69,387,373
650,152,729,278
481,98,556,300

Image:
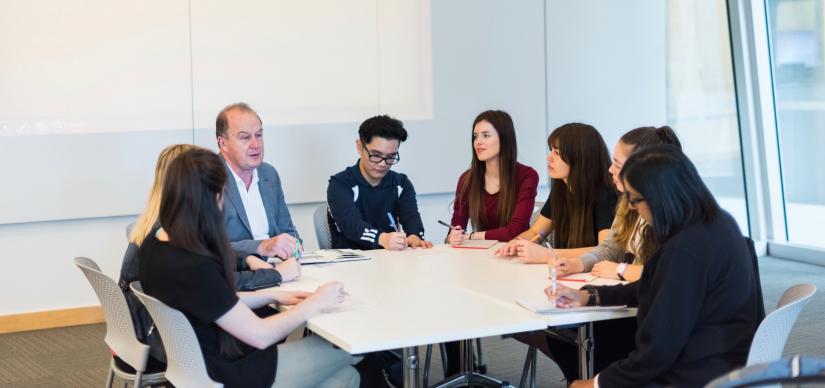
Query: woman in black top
551,146,760,388
138,148,359,388
120,144,300,364
495,122,617,262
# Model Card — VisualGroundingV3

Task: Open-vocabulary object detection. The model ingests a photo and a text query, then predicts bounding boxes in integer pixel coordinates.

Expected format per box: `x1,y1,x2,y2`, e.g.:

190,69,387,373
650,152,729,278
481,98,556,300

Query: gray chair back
529,201,544,227
314,204,333,249
74,257,153,373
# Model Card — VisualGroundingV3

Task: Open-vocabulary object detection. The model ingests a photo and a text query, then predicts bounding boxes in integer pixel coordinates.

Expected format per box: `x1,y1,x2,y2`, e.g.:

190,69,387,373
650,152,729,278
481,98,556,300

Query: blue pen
387,212,401,232
293,237,304,261
387,213,408,248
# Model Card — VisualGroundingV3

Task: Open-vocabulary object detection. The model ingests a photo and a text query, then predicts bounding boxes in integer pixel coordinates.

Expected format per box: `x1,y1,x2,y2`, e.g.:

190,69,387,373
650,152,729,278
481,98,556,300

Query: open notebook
299,249,370,265
451,239,498,249
516,297,627,314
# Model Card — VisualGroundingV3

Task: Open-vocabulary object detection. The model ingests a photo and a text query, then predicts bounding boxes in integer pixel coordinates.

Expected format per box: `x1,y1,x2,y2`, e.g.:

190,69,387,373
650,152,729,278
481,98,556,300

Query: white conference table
272,244,636,388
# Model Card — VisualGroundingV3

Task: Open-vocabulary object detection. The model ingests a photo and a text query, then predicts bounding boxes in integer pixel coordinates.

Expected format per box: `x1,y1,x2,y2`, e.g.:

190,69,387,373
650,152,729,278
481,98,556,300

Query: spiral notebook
516,297,627,314
299,249,370,265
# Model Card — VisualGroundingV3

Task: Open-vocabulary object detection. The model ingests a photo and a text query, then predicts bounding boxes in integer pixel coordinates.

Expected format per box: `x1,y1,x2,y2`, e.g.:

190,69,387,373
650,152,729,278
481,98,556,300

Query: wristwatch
616,263,628,281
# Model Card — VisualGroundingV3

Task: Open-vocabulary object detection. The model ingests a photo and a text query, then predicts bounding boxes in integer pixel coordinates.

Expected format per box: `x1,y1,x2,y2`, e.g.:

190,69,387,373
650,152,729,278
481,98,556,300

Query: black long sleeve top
596,211,761,387
327,162,426,249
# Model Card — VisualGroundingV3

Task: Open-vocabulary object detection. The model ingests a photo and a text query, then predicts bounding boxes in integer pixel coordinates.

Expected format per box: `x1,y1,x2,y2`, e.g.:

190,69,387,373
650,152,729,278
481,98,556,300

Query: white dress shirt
229,167,270,241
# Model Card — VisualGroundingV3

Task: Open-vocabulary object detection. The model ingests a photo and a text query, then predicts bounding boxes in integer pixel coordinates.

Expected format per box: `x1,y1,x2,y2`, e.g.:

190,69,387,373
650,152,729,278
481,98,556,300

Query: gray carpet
1,256,822,387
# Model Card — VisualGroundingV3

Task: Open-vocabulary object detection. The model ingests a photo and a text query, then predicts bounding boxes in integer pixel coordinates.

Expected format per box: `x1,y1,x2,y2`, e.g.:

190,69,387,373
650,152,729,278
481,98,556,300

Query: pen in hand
293,238,304,262
438,219,458,230
439,219,470,236
386,213,408,248
387,213,401,233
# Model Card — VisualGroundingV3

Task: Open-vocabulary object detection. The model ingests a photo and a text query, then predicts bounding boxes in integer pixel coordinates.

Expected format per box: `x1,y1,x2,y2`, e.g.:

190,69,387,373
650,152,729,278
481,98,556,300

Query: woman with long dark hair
119,144,299,366
496,122,617,261
551,145,760,388
447,110,539,243
138,148,359,388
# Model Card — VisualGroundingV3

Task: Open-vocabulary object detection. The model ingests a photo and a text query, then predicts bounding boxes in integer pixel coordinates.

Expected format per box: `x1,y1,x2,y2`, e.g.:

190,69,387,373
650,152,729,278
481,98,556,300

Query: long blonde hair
129,144,200,246
611,195,642,260
611,125,681,262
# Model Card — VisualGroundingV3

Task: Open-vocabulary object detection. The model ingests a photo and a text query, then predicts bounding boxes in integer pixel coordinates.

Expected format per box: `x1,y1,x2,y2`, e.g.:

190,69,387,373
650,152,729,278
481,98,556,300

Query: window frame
728,0,825,265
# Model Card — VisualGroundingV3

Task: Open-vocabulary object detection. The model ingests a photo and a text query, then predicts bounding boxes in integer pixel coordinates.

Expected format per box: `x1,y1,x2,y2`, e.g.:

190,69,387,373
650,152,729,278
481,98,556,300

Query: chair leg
519,345,537,388
475,338,487,374
105,365,115,388
529,345,537,388
439,343,448,376
423,344,433,387
134,371,143,388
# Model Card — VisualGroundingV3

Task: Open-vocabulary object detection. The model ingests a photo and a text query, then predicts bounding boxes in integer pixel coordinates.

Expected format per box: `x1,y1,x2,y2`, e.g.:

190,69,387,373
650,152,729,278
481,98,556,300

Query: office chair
74,257,166,388
131,282,223,388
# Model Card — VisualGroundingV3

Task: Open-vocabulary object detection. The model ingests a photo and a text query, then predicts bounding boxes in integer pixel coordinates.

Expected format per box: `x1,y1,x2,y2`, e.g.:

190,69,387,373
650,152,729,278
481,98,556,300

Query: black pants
355,351,402,388
443,340,483,377
444,340,462,377
514,317,637,382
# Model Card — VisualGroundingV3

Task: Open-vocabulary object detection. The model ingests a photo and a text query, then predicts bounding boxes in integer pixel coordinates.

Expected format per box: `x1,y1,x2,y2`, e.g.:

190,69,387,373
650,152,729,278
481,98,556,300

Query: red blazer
450,163,538,241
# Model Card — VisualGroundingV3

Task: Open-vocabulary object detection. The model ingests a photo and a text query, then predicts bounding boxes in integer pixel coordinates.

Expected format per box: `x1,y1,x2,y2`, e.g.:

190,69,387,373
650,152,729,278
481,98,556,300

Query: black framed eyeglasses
362,144,400,165
626,193,646,208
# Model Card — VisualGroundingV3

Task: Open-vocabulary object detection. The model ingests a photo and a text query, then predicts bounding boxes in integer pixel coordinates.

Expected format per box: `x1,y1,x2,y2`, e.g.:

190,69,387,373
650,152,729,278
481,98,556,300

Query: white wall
0,0,549,317
545,0,667,148
0,0,691,317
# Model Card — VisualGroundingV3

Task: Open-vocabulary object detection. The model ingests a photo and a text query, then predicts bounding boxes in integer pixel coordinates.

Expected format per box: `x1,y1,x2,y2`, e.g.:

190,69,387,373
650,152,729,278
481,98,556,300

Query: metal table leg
577,322,594,379
403,346,420,388
432,339,511,388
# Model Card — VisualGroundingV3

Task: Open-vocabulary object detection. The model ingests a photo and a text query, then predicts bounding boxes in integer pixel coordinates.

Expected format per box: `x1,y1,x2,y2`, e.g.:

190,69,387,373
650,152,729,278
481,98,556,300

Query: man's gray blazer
222,160,298,254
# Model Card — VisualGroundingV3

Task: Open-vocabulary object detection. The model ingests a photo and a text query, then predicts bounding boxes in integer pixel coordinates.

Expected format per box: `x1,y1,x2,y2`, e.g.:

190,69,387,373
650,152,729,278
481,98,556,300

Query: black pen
438,220,467,234
438,220,459,230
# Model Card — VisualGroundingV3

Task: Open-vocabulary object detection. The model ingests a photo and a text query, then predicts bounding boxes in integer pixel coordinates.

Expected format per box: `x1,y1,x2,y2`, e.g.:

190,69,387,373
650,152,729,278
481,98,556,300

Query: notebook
558,273,597,283
451,239,498,249
516,297,627,314
299,249,370,265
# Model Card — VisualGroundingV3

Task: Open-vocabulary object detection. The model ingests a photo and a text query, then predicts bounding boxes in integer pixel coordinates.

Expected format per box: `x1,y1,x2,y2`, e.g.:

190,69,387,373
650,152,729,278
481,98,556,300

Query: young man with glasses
326,115,432,250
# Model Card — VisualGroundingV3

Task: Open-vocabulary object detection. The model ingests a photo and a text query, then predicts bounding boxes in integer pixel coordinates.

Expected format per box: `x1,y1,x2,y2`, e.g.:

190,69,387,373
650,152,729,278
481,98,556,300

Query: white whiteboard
0,0,549,224
0,0,192,224
190,0,433,127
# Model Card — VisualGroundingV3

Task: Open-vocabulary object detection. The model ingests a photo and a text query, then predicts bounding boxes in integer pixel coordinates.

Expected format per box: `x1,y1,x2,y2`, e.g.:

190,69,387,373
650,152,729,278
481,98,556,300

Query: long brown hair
457,110,519,230
160,148,244,358
612,126,681,257
548,123,612,248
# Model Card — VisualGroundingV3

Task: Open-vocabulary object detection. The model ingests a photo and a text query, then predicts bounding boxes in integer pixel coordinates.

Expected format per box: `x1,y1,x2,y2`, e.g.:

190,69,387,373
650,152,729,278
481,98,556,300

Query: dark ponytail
620,125,682,151
612,126,683,258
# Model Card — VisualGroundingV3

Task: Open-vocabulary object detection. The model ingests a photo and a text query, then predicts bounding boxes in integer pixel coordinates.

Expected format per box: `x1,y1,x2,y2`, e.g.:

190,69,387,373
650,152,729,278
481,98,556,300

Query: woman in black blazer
552,145,761,388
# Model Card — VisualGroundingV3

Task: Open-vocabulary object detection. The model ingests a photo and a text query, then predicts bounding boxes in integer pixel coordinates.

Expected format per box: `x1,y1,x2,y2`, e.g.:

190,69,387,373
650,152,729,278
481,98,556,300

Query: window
667,0,750,232
767,0,825,248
